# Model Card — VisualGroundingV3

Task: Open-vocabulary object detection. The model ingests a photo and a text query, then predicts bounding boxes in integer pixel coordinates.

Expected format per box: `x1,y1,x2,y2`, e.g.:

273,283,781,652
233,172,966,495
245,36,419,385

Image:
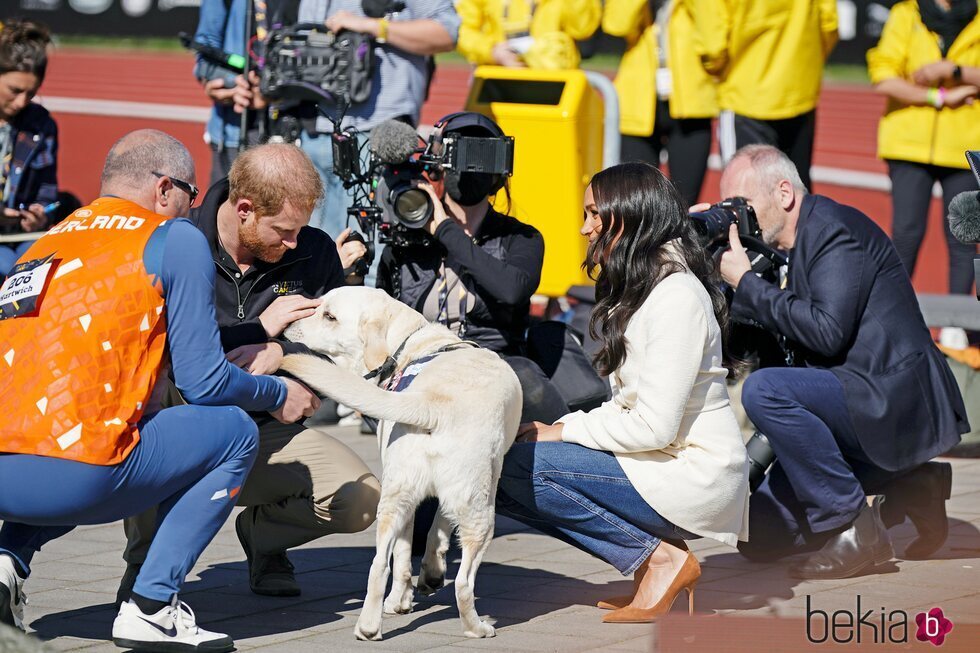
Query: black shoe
789,496,894,580
115,562,142,611
878,462,952,560
235,510,301,597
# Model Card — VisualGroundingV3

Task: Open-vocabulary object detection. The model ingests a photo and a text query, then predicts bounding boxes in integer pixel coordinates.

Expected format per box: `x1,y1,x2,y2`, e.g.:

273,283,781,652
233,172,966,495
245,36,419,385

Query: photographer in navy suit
716,145,969,579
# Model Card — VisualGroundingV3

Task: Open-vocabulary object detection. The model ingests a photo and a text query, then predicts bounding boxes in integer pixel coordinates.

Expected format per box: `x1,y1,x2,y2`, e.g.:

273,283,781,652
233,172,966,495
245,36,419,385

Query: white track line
38,96,210,123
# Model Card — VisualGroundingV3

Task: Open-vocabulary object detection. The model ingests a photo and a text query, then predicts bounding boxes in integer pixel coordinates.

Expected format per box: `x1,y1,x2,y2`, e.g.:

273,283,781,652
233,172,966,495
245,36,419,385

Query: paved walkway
7,425,980,652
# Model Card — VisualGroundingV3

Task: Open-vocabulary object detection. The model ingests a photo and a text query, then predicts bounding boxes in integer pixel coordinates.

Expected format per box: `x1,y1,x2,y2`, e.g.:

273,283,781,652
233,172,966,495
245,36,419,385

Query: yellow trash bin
465,66,605,297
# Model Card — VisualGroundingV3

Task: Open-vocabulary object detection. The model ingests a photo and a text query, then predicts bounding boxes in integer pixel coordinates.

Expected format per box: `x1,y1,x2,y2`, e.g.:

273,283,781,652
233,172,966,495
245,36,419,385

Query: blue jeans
0,241,33,277
497,442,694,575
0,404,258,602
738,367,893,560
300,129,381,286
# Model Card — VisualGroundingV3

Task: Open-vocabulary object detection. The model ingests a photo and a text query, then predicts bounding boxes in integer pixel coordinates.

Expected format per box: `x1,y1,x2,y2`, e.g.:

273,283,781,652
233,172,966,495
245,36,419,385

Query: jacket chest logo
272,281,302,295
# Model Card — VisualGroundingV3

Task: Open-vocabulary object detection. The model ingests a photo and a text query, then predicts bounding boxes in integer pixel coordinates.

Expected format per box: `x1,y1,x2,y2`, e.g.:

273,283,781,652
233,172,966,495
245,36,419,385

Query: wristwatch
952,64,963,82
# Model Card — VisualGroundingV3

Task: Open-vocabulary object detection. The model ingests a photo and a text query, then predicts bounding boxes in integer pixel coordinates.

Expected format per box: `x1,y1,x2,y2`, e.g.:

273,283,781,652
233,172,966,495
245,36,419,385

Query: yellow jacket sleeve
457,0,498,65
867,5,910,84
688,0,730,76
601,0,649,43
818,0,839,57
560,0,602,41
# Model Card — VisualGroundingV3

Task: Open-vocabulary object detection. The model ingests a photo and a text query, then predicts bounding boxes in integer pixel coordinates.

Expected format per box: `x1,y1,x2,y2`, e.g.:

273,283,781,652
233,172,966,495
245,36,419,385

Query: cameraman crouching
716,145,969,578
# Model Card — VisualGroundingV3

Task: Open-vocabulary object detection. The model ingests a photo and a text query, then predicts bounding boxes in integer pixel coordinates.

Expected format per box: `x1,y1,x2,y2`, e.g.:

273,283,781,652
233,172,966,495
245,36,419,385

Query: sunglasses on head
152,171,200,207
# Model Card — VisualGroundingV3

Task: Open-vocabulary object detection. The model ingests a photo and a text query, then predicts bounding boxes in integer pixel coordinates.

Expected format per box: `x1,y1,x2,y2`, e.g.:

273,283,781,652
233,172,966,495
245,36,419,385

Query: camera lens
392,187,432,227
689,207,736,246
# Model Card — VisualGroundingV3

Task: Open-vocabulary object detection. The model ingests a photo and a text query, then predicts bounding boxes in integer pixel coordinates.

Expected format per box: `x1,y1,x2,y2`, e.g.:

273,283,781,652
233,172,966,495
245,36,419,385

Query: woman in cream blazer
496,161,749,623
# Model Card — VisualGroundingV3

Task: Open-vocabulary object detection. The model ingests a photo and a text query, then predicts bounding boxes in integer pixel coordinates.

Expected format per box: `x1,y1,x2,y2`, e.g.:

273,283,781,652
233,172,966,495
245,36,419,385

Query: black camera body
690,197,763,249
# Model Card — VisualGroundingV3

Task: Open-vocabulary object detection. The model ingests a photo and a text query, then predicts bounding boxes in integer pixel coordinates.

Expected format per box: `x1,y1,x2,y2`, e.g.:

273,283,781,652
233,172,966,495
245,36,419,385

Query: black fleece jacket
190,178,345,354
377,207,544,354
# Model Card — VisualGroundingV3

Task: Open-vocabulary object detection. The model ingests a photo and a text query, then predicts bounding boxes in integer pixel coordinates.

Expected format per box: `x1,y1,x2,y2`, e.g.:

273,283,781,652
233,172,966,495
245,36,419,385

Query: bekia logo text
807,596,954,646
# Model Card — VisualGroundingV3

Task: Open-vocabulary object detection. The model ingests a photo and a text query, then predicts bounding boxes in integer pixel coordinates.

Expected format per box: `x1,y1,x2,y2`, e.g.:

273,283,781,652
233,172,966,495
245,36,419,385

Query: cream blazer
559,270,750,546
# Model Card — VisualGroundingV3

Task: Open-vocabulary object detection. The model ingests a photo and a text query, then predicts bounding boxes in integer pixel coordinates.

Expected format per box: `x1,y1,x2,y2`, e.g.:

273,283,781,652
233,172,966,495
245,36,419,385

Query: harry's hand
227,342,284,375
259,295,322,337
719,223,752,289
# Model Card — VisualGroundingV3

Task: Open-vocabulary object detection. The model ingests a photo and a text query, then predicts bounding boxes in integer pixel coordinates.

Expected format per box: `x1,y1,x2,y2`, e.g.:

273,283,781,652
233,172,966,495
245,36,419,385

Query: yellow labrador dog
281,286,521,641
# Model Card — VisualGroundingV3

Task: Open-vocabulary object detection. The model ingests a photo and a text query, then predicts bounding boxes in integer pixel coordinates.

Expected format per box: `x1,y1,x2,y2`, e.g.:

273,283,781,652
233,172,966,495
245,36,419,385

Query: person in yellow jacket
456,0,600,70
690,0,838,191
867,0,980,296
604,0,717,206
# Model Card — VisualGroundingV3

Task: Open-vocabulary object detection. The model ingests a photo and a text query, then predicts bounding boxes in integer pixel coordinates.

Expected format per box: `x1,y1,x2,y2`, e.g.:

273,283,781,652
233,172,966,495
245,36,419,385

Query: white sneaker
0,554,27,631
112,598,233,652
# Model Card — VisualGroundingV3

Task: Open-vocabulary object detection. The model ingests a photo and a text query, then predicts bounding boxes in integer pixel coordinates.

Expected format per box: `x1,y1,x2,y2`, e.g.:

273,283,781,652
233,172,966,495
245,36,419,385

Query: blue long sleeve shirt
146,218,287,411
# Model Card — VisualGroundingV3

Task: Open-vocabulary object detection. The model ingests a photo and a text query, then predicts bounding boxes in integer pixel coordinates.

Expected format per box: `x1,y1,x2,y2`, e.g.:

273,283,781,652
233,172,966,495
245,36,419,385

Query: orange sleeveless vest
0,198,170,465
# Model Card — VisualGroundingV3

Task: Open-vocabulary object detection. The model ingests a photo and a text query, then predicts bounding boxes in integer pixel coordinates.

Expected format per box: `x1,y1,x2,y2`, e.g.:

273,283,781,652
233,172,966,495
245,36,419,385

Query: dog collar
363,331,479,385
363,327,426,383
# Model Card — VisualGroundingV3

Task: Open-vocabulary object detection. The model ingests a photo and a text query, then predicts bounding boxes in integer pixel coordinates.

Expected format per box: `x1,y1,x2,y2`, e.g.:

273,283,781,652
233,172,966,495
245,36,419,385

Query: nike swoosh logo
139,616,177,638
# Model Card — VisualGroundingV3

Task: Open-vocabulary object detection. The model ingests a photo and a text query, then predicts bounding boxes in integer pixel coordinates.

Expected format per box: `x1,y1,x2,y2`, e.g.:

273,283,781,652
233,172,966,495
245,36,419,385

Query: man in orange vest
0,129,319,653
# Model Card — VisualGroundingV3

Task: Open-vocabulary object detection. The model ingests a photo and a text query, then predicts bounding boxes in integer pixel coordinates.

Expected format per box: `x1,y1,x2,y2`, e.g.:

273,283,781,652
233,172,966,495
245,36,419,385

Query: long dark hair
586,162,730,376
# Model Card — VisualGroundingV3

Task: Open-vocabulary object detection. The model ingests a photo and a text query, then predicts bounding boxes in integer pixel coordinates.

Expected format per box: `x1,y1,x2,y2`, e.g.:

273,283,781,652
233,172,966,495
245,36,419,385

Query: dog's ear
360,310,390,372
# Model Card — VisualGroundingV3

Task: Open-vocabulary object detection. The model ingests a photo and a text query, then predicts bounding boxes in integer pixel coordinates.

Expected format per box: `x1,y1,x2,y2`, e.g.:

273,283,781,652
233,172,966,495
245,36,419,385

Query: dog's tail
279,354,440,430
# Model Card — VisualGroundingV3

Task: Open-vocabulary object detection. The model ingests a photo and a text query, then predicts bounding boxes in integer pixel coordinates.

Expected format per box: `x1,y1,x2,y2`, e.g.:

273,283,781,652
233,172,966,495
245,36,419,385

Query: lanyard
436,260,471,339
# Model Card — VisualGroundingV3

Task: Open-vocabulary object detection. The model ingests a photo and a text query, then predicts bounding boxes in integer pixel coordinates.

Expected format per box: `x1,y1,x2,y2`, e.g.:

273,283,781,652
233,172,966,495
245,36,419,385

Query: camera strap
436,261,471,339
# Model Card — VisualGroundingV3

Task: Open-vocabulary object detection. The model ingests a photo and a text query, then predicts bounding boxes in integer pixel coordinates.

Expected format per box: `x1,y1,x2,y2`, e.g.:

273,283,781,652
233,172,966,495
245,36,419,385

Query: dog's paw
463,620,496,639
416,572,445,596
383,594,414,615
354,621,383,642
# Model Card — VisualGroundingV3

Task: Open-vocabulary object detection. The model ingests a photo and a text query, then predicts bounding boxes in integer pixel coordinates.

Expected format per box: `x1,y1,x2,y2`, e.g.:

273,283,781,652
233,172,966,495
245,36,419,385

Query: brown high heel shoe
602,551,700,623
596,561,648,610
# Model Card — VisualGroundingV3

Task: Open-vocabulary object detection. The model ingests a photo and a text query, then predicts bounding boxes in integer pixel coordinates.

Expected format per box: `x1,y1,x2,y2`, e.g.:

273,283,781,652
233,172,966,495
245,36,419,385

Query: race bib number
0,254,61,320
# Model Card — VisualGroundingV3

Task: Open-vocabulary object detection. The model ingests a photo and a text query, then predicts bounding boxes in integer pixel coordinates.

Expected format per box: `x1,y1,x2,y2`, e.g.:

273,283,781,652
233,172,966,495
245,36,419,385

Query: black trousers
886,159,978,295
621,100,712,207
722,109,816,191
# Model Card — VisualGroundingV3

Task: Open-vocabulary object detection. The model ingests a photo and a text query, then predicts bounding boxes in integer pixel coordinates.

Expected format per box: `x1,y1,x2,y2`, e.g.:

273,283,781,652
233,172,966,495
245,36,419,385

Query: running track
38,49,975,295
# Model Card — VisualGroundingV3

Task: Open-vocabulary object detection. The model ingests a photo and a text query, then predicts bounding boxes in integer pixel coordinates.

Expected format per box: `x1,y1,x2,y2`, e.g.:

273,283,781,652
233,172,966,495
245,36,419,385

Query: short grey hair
730,144,808,195
100,129,195,190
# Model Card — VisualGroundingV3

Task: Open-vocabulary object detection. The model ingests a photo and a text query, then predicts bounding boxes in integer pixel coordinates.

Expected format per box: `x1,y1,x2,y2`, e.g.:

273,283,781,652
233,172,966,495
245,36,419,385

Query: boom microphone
369,120,420,164
948,191,980,244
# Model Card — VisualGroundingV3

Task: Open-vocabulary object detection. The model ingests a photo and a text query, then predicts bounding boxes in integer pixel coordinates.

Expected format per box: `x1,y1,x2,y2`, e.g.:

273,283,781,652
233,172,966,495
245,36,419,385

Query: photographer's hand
719,224,752,289
232,71,268,114
335,227,368,269
203,78,237,105
259,295,322,337
418,182,450,236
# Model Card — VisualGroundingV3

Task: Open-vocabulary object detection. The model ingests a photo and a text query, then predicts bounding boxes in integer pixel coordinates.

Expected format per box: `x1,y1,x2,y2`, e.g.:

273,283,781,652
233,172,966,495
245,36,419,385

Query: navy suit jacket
732,194,969,472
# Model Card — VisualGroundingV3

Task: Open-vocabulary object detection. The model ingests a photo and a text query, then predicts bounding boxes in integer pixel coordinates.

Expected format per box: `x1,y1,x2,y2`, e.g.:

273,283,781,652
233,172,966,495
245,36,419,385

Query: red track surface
41,49,970,294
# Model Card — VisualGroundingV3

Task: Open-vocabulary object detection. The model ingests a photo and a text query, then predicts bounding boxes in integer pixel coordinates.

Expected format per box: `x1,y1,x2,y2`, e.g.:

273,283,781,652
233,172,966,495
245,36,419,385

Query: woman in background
456,0,601,69
0,19,58,277
867,0,980,295
603,0,716,207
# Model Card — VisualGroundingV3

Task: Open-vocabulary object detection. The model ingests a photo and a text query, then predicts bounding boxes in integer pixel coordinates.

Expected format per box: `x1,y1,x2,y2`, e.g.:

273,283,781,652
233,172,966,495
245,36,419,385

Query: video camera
332,114,515,255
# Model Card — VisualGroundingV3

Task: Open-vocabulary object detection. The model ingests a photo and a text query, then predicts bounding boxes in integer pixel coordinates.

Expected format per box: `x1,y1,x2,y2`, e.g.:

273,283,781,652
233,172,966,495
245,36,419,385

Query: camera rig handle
739,235,789,269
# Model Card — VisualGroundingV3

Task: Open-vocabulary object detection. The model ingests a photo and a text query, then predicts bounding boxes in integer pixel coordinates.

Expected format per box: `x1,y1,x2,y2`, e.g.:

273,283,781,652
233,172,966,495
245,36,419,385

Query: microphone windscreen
948,190,980,244
369,120,419,165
